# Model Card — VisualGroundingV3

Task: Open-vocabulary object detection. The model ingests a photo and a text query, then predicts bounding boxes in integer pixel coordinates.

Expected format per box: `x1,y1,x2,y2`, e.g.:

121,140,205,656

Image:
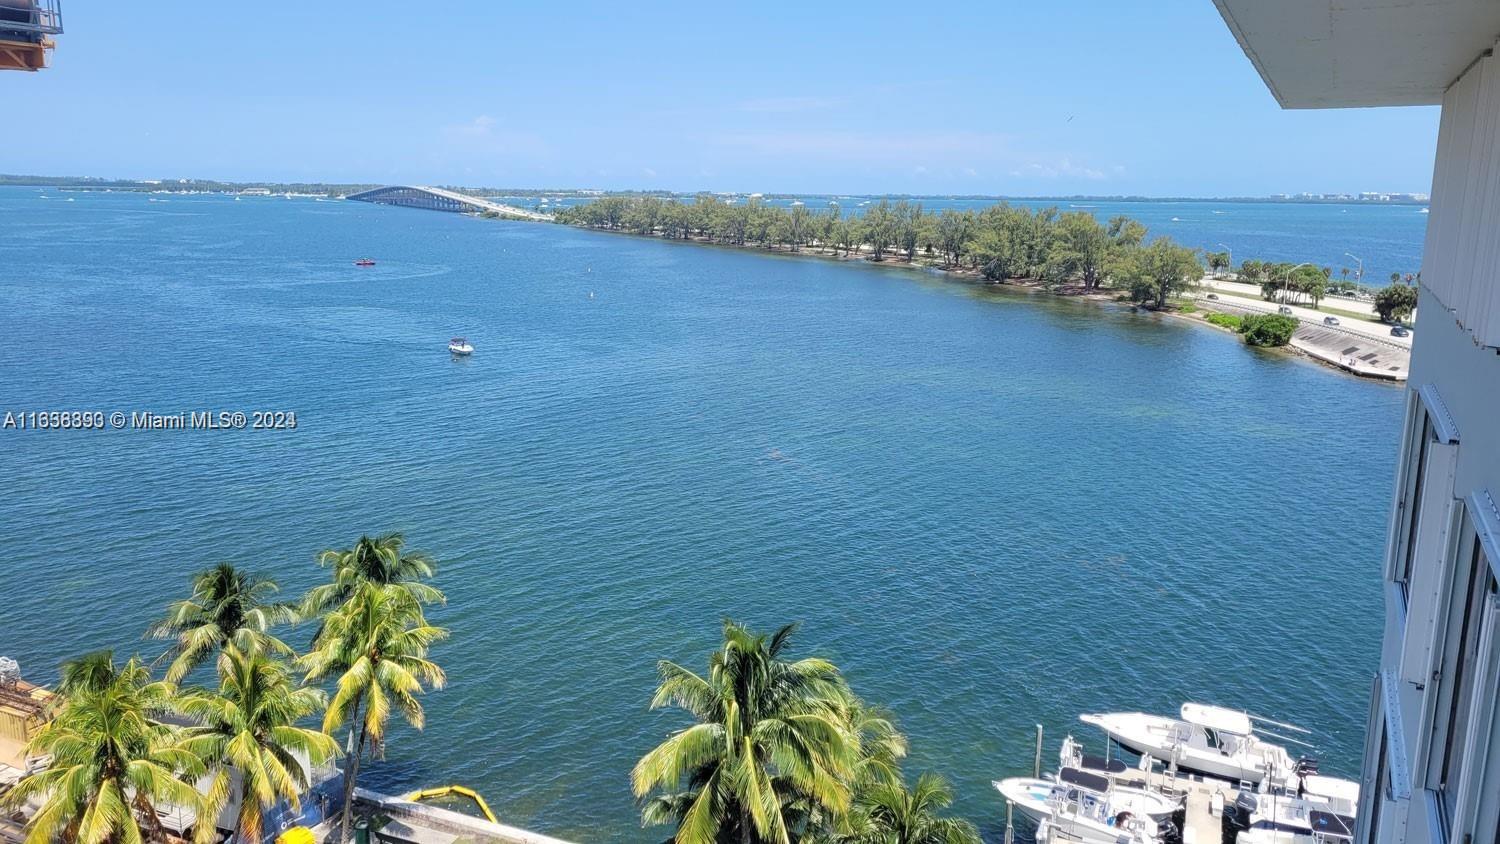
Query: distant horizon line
0,173,1432,205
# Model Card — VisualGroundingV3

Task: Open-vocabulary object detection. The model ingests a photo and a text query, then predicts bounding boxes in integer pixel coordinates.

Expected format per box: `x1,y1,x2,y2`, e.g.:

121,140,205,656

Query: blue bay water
0,187,1405,841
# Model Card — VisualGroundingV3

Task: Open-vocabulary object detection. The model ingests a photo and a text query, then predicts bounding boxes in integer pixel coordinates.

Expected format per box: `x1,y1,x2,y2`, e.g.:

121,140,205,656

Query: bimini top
1058,767,1111,794
1301,775,1360,805
1180,703,1252,735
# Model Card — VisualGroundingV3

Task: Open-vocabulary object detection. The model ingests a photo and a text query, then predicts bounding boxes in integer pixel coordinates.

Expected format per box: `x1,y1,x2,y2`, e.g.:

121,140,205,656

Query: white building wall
1422,43,1500,348
1362,44,1500,844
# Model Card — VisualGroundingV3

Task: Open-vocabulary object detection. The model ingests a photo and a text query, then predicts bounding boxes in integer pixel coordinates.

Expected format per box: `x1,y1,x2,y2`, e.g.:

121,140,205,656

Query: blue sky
6,1,1440,197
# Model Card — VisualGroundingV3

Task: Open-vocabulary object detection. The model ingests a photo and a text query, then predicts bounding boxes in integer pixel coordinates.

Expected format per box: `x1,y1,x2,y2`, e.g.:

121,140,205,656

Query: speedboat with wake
447,337,474,356
994,767,1179,844
1081,703,1307,785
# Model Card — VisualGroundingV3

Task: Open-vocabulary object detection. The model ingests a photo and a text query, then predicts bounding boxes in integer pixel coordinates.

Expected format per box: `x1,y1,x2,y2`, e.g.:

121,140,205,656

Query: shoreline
548,221,1402,383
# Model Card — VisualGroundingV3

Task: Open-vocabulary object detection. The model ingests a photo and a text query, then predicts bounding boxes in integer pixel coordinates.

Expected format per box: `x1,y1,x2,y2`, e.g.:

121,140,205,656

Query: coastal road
1198,278,1412,349
1195,294,1410,379
1199,276,1385,321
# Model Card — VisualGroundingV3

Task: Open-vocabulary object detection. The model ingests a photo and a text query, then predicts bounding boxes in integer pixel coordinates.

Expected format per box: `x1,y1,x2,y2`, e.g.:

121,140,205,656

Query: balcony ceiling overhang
1212,0,1500,108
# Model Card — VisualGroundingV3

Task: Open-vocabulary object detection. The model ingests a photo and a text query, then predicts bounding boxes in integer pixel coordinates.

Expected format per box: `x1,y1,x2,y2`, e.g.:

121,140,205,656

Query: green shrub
1204,312,1243,330
1240,313,1299,347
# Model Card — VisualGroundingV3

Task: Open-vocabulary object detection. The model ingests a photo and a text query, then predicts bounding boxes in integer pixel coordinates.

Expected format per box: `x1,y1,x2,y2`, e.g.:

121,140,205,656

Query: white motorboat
1225,787,1357,844
1081,703,1301,785
447,337,474,356
994,767,1176,844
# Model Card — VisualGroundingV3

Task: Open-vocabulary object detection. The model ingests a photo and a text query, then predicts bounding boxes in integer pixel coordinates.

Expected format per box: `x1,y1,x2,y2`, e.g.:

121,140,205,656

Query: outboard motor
1221,790,1258,844
1294,757,1321,798
1156,814,1183,844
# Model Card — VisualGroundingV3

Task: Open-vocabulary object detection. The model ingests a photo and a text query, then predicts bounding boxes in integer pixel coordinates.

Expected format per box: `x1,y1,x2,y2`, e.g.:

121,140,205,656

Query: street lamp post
1344,251,1363,287
1282,262,1314,306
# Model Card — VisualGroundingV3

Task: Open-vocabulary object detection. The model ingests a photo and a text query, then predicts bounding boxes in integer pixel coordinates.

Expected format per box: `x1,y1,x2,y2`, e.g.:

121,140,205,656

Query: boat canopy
1058,766,1111,794
1180,703,1252,735
1301,775,1360,804
1080,753,1128,774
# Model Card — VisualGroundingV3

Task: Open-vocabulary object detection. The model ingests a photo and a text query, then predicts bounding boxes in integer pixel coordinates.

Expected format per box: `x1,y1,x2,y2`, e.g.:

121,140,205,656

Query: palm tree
176,646,338,844
788,701,908,841
838,773,980,844
147,563,295,684
845,703,907,792
299,586,447,844
6,653,205,844
301,533,444,621
631,621,860,844
57,650,128,696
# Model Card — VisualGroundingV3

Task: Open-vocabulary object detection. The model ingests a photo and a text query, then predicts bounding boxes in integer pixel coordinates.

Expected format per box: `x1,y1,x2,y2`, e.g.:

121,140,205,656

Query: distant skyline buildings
1272,191,1430,203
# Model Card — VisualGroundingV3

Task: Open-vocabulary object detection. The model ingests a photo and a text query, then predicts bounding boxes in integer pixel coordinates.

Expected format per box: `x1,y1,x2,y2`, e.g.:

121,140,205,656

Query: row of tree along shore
3,534,981,844
553,196,1421,325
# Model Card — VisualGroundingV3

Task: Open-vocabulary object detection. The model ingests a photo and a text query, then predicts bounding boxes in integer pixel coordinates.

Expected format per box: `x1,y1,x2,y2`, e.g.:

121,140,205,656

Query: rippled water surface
0,188,1405,841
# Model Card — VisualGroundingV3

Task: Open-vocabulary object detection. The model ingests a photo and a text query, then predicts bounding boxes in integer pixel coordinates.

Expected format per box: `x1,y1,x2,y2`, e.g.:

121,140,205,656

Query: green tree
147,563,295,685
177,647,338,844
1120,239,1202,309
1106,215,1146,247
865,201,896,261
894,201,923,261
787,205,811,252
835,774,980,844
6,653,205,844
1240,313,1299,347
301,533,444,622
1374,284,1419,323
632,621,859,844
1049,212,1113,290
1238,259,1266,286
300,587,447,844
1205,251,1230,276
934,211,972,268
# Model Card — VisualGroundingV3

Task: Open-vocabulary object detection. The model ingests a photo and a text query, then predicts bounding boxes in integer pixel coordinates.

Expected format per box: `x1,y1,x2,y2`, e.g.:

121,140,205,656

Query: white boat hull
994,778,1169,844
1082,712,1294,785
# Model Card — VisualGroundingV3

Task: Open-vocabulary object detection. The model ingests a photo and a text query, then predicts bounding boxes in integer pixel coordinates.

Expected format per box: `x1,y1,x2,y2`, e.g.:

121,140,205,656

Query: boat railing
0,0,63,40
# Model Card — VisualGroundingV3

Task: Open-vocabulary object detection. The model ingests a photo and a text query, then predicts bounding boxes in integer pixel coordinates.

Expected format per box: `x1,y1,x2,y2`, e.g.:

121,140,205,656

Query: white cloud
438,115,550,159
711,130,1010,162
1011,157,1108,181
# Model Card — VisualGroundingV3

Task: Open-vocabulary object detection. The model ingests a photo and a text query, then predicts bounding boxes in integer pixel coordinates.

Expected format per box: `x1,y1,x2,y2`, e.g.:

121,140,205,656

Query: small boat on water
448,337,474,356
995,768,1176,844
1080,703,1303,785
353,258,376,267
1224,782,1358,844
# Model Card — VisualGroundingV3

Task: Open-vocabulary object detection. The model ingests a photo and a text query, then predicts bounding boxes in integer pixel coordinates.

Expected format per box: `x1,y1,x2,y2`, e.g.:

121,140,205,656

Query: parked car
1391,325,1411,337
1278,305,1294,315
1324,316,1340,326
1206,293,1219,300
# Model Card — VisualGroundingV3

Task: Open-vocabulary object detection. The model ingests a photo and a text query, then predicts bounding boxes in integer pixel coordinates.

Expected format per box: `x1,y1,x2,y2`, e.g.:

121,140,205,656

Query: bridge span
345,186,551,221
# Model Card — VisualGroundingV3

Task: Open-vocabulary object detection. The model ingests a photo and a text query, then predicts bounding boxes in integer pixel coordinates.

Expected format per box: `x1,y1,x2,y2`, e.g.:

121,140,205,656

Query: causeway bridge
345,186,551,221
